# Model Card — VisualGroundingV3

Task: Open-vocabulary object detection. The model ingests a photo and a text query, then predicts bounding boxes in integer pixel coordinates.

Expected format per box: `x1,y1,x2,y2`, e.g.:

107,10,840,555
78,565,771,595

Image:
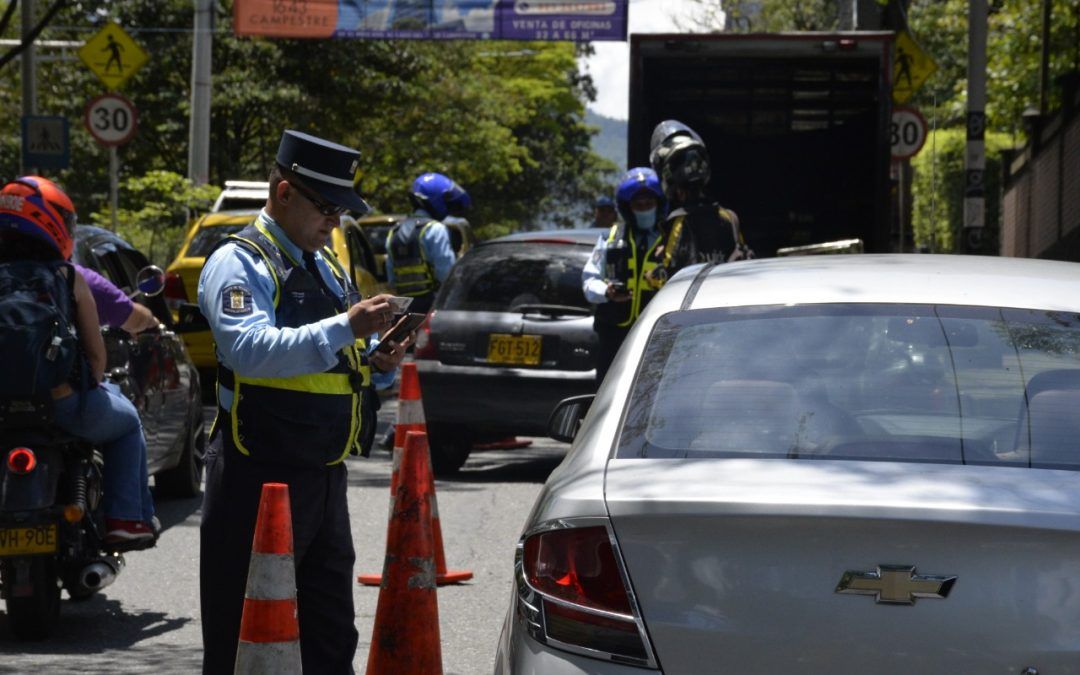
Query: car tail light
7,447,37,474
516,522,657,668
413,313,436,359
163,271,188,311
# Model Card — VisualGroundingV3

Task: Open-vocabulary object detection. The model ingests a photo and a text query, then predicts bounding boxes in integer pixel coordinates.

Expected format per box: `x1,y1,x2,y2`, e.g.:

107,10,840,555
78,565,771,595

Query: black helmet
649,120,711,195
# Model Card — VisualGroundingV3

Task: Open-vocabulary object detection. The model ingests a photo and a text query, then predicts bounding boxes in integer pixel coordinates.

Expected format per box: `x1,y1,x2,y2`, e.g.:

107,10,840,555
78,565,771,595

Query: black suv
415,229,604,474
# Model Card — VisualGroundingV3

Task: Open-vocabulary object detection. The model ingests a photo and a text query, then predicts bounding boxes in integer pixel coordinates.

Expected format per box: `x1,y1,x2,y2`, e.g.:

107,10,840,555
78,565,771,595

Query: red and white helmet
0,176,77,260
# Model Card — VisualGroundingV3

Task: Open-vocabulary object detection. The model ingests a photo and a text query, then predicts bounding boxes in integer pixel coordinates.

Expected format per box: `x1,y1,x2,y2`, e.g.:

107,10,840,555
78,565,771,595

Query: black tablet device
375,312,426,352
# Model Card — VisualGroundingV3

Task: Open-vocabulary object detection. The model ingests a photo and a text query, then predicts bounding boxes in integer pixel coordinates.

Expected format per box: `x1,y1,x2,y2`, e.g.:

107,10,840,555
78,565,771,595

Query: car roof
675,254,1080,313
481,227,607,246
75,225,135,253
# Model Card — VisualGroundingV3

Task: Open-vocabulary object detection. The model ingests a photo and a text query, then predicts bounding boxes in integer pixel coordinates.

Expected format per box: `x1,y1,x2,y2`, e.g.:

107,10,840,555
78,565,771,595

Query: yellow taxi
165,210,384,370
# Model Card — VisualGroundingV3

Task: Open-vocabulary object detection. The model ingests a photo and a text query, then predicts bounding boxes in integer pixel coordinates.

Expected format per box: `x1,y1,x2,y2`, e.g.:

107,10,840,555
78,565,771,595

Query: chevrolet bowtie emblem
835,565,956,605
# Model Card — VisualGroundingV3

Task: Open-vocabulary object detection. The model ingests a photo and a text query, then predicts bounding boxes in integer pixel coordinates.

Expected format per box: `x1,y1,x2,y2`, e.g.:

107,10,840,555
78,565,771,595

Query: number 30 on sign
890,106,928,161
84,93,138,147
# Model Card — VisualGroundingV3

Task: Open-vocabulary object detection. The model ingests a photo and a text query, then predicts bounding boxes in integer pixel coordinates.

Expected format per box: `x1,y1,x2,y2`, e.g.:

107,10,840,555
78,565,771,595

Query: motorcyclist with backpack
0,177,156,548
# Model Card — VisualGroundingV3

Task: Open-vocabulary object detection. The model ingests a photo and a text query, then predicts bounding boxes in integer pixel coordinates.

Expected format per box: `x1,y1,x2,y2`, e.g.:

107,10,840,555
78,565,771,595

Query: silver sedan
495,254,1080,674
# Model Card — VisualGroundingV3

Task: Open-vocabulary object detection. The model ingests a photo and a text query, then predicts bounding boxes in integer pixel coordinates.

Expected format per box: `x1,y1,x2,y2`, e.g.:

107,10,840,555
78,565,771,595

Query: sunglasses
289,179,346,216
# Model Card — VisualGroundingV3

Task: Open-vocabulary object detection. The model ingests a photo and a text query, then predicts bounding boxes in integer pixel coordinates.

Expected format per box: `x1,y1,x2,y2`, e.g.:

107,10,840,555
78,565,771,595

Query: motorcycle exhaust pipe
76,555,125,594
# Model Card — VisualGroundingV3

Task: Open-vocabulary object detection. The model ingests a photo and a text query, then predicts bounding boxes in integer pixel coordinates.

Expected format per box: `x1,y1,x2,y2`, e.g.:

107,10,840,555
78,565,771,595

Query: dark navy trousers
199,431,359,674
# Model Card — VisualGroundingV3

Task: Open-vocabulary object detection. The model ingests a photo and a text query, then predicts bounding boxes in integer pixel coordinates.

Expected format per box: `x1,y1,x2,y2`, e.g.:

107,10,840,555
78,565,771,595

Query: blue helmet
409,173,471,221
615,167,665,228
615,167,664,206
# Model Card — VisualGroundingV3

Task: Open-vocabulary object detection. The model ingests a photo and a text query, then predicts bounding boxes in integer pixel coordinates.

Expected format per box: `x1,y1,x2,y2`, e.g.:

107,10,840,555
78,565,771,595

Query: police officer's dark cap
276,130,370,214
594,195,615,209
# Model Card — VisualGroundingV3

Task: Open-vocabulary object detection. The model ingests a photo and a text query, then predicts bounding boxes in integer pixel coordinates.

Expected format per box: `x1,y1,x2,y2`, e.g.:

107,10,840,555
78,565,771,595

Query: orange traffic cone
234,483,300,674
358,363,472,586
365,431,443,675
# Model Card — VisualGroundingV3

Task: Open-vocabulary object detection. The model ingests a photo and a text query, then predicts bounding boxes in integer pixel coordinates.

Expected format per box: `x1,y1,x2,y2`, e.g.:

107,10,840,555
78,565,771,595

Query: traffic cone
365,431,443,675
358,363,472,586
234,483,300,675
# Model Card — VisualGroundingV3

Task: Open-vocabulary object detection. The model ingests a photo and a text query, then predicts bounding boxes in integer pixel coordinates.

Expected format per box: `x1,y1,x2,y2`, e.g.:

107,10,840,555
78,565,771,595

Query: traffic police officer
648,119,752,283
581,167,669,384
384,172,469,314
198,130,409,674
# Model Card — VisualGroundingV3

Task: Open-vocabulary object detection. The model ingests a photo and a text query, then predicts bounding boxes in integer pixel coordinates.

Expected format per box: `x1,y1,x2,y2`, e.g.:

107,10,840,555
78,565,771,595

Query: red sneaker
105,519,155,544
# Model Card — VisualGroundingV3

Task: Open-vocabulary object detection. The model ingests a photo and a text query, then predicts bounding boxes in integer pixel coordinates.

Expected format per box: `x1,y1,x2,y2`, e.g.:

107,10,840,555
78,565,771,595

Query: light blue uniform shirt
581,225,660,305
384,209,457,286
198,210,394,410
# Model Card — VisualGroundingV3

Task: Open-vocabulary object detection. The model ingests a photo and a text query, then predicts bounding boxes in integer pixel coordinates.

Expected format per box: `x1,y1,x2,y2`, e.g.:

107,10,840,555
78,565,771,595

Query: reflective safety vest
594,224,667,329
386,217,438,298
214,223,373,466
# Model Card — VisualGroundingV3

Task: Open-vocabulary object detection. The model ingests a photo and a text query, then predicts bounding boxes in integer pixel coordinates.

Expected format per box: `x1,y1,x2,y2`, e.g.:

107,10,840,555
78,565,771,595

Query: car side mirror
547,394,594,443
133,265,166,298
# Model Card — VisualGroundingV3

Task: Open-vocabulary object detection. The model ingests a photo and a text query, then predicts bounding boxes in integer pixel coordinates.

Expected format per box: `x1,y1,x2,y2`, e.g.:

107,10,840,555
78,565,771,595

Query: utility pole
21,0,37,174
963,0,988,253
188,0,213,185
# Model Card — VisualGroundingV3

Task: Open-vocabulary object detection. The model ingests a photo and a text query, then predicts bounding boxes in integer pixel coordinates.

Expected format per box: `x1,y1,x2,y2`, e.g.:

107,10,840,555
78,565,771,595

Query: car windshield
618,303,1080,470
186,224,248,257
437,242,591,312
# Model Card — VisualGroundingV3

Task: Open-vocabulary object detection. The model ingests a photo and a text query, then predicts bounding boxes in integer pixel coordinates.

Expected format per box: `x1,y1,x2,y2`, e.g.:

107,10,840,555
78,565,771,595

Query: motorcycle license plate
0,525,57,556
487,334,541,366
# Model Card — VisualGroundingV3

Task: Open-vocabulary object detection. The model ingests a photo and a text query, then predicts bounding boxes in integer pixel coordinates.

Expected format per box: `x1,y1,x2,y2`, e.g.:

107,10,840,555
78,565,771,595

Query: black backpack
0,259,81,403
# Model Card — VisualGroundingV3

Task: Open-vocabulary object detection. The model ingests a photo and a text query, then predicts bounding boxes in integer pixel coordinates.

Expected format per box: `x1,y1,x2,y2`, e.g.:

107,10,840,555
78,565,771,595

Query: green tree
910,127,1011,253
1,0,610,246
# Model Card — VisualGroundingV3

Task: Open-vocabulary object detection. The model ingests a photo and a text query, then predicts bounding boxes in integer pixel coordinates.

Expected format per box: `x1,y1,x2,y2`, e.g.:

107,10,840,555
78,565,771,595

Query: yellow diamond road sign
78,22,148,91
892,30,938,104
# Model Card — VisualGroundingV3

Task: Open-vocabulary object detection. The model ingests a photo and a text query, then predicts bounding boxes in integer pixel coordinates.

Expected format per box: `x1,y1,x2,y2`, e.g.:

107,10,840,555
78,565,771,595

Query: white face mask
632,208,656,231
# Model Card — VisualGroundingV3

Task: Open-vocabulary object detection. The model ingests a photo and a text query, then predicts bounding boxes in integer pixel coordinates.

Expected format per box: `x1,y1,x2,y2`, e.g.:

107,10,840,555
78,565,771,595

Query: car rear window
437,241,591,312
618,304,1080,470
186,224,248,257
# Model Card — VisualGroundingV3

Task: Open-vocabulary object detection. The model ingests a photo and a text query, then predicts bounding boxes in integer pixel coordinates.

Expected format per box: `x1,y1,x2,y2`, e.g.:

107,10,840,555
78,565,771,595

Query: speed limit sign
890,106,928,161
84,93,138,147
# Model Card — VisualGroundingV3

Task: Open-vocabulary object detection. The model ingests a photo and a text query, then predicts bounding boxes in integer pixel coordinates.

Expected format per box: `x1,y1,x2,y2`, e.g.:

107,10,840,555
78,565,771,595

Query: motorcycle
0,409,126,640
0,266,167,640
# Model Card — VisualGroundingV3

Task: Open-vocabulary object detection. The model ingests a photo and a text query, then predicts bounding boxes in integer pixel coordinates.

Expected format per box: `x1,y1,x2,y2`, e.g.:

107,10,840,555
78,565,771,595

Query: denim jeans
53,382,155,523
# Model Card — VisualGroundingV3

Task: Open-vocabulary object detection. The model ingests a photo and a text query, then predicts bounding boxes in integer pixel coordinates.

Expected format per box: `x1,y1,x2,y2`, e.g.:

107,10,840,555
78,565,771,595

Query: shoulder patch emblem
221,284,253,316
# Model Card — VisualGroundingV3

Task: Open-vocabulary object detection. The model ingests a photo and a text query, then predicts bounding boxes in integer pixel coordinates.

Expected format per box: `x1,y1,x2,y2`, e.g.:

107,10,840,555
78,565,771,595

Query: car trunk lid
604,458,1080,673
429,308,595,370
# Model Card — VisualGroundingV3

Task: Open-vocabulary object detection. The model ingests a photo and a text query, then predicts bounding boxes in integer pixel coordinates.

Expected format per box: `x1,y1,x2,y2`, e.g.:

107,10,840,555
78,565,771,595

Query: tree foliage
1,0,611,259
910,127,1011,253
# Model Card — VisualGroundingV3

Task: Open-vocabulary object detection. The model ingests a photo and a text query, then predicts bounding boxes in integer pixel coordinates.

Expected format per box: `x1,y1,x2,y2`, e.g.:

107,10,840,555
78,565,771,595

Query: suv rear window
618,304,1080,470
437,242,591,312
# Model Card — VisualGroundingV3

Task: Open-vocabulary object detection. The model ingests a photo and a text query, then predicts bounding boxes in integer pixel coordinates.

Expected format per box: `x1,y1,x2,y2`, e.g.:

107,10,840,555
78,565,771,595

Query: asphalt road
0,398,569,674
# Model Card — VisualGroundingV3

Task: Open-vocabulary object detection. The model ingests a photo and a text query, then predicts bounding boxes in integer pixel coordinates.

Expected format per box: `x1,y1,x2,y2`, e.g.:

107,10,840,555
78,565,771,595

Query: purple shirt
74,263,134,328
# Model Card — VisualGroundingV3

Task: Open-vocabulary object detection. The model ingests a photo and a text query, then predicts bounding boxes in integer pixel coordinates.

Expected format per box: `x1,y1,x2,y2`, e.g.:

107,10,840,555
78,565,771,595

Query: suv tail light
516,522,657,668
413,313,436,359
7,447,37,474
163,271,188,311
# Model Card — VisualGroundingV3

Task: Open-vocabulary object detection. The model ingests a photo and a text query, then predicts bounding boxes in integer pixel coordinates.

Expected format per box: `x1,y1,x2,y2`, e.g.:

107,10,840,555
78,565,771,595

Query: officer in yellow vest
581,167,669,384
197,130,409,674
385,172,468,314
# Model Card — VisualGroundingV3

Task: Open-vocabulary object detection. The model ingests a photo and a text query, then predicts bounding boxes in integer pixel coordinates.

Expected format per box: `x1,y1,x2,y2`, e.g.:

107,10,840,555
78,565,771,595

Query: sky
578,0,719,120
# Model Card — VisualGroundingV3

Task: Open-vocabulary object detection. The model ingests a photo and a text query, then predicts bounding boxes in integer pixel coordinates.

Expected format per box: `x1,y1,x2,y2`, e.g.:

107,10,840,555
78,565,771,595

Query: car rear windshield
186,224,248,257
437,241,591,312
618,304,1080,470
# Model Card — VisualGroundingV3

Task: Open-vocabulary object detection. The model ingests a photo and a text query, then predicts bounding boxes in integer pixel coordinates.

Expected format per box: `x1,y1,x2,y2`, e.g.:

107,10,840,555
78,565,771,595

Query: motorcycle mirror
132,265,166,299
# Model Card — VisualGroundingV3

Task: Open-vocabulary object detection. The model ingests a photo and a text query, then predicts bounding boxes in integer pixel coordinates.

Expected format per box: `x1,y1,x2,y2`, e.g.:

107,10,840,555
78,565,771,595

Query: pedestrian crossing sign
892,30,937,104
78,21,148,91
22,116,69,170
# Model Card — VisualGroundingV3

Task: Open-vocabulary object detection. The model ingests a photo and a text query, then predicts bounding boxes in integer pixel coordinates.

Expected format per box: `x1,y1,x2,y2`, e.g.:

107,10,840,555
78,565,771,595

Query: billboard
234,0,627,41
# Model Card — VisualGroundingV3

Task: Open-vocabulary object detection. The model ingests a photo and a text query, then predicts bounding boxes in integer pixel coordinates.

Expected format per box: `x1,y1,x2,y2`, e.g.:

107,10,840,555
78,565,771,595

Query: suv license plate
487,334,541,366
0,524,58,556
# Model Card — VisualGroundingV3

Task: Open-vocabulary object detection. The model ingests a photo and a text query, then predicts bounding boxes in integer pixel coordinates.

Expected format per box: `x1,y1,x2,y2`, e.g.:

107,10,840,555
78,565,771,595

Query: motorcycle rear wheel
2,557,62,640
